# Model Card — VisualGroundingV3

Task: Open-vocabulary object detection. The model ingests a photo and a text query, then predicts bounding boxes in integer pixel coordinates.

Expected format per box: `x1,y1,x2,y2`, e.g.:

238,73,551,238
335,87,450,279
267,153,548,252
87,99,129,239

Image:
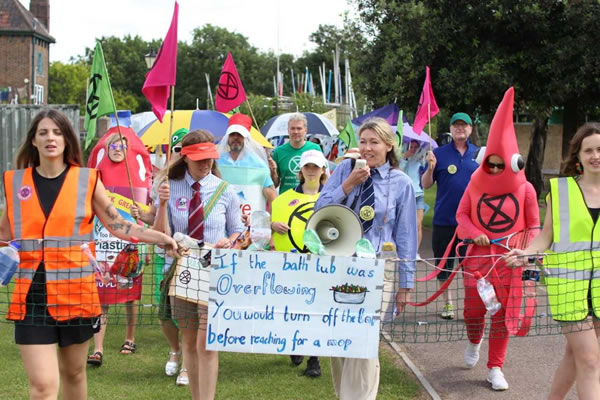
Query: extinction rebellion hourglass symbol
179,270,192,285
217,72,240,100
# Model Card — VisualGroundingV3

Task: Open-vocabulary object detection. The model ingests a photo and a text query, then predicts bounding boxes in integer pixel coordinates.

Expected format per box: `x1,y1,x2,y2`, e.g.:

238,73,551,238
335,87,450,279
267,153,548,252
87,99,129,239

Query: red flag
142,2,178,122
215,53,247,113
413,66,439,134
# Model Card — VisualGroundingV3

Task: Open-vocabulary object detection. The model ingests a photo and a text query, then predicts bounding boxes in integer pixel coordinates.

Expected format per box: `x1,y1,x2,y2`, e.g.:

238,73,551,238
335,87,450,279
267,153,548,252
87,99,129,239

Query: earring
576,162,583,174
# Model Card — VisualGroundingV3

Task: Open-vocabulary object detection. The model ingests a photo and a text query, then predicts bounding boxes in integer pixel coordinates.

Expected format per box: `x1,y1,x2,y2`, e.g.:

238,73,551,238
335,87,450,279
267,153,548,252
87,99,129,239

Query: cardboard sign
206,249,384,359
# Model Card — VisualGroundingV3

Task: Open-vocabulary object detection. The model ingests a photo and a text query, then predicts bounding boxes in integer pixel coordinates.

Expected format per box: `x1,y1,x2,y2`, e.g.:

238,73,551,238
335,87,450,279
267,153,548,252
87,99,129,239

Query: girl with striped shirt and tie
153,129,244,400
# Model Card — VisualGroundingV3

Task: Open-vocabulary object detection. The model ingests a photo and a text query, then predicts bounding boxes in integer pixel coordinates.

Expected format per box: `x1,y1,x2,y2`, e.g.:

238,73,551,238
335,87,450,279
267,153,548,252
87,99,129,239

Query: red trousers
463,285,509,369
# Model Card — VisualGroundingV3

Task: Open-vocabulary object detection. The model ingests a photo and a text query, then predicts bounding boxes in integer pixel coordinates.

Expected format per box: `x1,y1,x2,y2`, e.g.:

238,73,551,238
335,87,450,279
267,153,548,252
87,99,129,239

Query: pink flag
215,53,247,113
413,66,439,134
142,2,178,122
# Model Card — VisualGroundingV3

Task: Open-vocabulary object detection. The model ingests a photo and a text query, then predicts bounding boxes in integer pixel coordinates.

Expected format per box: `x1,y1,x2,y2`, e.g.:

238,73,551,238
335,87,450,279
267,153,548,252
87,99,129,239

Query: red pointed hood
470,87,525,194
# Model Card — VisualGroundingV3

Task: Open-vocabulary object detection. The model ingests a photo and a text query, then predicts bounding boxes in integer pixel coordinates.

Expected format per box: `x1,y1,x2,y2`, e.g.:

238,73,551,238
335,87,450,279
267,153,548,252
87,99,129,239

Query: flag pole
158,85,175,212
427,103,434,168
165,85,176,176
112,114,136,203
245,99,262,138
101,38,138,222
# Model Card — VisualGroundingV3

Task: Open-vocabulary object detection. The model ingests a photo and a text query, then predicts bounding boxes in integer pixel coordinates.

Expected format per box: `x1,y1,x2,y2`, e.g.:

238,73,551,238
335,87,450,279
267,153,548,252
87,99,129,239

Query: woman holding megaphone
315,117,417,400
271,149,329,377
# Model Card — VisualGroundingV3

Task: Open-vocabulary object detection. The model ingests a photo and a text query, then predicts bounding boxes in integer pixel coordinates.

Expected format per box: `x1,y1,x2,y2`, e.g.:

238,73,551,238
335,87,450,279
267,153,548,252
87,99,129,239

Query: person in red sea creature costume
455,87,540,391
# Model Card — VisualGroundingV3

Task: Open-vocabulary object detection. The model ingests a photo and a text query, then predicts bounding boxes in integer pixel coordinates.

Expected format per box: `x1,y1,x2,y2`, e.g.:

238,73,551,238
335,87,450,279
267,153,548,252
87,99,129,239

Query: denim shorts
415,195,425,210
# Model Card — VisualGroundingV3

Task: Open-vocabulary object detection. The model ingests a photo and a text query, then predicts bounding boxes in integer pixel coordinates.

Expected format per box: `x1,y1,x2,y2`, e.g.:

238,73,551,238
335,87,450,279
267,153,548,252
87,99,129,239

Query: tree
48,61,89,108
352,0,600,196
88,35,161,112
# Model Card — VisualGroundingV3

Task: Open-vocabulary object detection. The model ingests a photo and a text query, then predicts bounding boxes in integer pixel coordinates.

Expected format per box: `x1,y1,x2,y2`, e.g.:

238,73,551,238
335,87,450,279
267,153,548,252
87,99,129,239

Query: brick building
0,0,54,104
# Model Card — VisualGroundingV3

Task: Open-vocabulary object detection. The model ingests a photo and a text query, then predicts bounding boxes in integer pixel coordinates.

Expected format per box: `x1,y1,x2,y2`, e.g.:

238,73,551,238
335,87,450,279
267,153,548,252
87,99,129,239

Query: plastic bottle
249,210,271,250
0,242,20,287
173,232,203,250
474,271,502,315
355,238,376,259
379,242,397,259
302,229,326,255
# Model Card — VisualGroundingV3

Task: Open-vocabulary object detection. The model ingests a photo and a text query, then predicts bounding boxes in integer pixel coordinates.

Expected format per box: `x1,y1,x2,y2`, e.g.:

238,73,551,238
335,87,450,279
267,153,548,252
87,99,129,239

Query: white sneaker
487,367,509,390
464,340,481,368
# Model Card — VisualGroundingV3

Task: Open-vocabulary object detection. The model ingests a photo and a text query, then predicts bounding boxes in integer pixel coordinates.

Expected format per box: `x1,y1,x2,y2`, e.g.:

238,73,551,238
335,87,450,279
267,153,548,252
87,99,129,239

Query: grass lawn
0,269,422,400
0,319,422,399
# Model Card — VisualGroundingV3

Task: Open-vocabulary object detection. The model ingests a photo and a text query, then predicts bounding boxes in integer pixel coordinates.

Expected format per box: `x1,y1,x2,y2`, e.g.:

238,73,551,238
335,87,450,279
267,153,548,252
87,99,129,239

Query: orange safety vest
3,167,101,321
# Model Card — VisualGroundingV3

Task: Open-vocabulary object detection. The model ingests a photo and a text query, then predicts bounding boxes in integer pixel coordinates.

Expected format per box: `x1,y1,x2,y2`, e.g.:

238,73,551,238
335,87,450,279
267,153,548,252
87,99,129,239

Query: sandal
165,351,181,376
87,351,103,367
176,368,189,386
120,340,137,354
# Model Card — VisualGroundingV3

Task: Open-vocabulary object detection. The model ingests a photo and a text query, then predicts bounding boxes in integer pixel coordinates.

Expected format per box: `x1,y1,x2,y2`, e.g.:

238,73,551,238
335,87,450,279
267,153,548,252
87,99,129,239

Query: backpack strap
204,181,229,218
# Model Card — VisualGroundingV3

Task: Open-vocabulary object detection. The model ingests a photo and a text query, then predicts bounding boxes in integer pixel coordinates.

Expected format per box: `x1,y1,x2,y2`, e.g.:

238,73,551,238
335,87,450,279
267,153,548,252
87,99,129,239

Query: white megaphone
305,204,363,256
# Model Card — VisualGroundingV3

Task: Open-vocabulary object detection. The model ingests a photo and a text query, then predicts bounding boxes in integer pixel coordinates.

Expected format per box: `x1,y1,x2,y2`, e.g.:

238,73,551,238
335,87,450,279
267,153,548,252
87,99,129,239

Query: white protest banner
207,249,384,359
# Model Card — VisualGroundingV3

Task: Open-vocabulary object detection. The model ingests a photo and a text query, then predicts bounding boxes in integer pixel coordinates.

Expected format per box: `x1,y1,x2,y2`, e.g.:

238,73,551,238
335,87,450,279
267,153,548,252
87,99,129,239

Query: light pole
144,49,157,70
24,78,29,104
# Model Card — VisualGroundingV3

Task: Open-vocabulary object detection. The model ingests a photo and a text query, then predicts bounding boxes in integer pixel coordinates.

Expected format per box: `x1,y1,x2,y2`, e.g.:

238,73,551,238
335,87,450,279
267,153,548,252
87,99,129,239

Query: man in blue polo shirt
422,112,479,319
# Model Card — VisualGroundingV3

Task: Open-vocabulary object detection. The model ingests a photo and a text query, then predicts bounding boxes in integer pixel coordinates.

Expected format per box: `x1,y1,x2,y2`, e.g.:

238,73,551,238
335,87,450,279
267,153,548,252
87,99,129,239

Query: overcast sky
18,0,353,63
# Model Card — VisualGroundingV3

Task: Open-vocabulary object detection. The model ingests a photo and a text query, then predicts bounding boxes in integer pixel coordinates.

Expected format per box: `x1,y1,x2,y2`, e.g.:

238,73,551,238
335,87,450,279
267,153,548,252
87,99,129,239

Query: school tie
188,182,204,240
359,172,375,233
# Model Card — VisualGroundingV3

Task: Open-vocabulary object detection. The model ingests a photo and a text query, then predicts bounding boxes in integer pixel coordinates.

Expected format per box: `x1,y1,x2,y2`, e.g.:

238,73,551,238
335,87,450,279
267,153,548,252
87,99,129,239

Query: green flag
338,119,358,149
83,41,116,150
395,110,403,147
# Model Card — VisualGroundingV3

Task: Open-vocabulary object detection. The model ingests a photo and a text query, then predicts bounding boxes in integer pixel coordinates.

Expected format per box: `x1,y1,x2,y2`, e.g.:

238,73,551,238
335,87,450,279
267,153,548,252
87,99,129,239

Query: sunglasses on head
486,160,505,170
109,143,127,151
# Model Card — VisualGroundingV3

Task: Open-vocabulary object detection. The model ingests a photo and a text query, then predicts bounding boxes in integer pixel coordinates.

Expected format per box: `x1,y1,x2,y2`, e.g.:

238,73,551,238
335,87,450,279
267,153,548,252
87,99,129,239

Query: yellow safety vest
545,177,600,321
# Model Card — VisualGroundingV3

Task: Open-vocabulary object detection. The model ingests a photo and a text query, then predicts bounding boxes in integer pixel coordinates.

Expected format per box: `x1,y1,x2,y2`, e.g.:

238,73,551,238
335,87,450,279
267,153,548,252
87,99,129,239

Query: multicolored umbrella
137,110,272,148
261,112,339,139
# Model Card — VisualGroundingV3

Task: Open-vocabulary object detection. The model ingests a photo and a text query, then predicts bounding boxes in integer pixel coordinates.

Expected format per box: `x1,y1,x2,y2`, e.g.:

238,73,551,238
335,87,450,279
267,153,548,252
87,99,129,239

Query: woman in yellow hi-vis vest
271,149,329,378
0,109,178,400
507,123,600,399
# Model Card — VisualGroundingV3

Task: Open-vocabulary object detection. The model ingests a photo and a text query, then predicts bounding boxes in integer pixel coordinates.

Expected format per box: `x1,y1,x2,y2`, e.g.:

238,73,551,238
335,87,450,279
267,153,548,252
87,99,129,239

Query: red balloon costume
88,126,153,304
456,87,539,369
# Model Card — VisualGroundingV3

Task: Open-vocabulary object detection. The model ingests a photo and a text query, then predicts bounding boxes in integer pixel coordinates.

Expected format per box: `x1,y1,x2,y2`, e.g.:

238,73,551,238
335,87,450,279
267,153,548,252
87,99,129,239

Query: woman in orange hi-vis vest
0,109,179,400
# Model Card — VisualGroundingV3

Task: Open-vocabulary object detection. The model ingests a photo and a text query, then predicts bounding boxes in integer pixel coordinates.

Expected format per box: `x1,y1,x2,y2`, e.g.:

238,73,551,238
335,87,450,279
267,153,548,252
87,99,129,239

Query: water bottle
0,242,20,286
81,243,112,284
249,210,271,250
355,238,376,259
379,242,397,260
173,232,203,250
474,271,502,315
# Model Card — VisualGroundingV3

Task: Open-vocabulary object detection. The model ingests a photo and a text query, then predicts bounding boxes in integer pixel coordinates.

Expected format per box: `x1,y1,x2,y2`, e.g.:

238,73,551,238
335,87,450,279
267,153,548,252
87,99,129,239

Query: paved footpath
389,228,579,400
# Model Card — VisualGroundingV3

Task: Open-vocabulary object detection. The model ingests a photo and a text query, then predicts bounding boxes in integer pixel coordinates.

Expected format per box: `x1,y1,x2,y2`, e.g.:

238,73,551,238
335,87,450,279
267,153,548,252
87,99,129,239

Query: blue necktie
359,173,375,233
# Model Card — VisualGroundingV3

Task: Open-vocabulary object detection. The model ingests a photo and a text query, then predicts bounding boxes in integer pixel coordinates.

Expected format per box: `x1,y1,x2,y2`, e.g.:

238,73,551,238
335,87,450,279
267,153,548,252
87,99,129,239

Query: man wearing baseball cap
421,112,479,319
217,113,277,211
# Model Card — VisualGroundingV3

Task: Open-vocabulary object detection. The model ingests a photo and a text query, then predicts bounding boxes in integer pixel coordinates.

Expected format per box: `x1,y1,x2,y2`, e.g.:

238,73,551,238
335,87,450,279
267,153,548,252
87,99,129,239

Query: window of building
37,52,43,76
34,84,44,105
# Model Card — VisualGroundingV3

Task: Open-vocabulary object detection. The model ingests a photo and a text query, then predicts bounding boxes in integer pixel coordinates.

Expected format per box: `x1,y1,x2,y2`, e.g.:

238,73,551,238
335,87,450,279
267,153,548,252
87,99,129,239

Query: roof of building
0,0,55,43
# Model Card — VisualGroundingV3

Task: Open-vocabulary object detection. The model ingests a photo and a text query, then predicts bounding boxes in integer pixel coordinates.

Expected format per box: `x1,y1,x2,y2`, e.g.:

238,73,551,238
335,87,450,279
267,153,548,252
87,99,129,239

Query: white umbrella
261,112,339,139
